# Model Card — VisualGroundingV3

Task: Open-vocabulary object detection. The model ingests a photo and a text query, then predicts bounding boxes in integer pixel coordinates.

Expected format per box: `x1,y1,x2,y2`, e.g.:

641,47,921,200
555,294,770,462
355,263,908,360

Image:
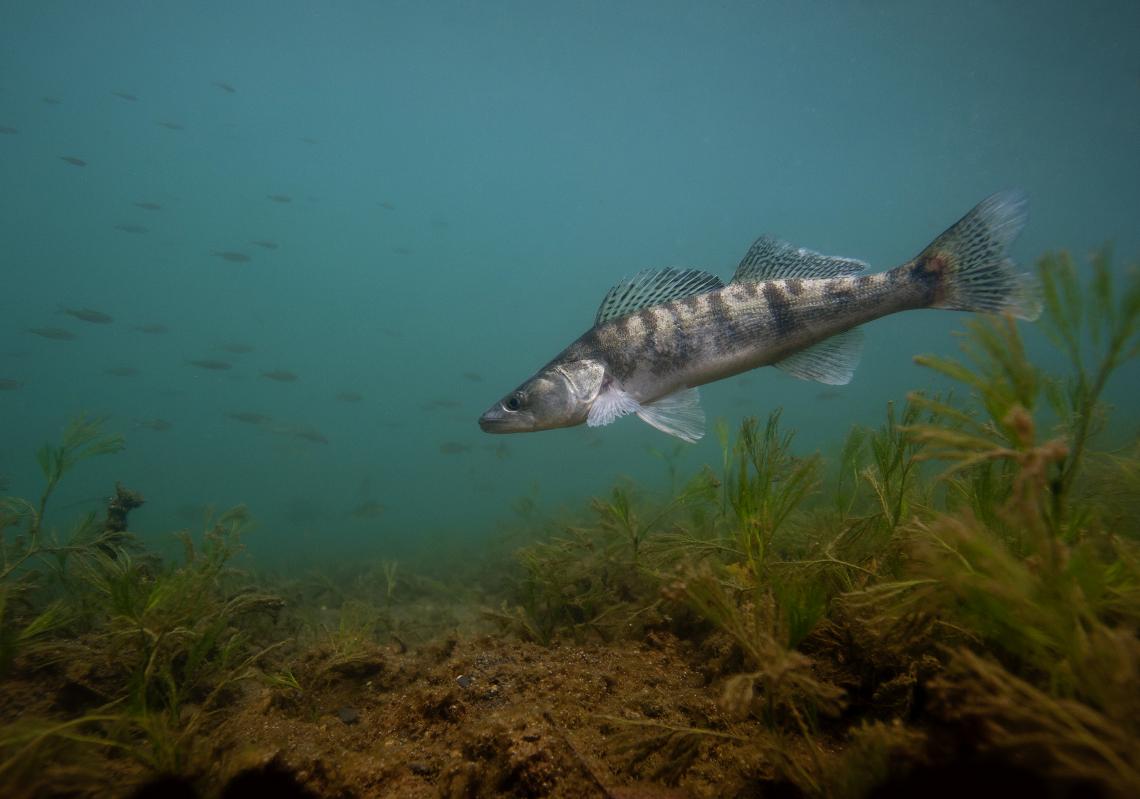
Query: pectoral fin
587,384,640,427
587,384,705,443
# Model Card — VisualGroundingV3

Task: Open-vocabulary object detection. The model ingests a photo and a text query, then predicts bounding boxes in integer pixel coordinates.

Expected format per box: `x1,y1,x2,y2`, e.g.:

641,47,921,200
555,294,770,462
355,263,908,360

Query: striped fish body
581,267,926,404
479,190,1036,443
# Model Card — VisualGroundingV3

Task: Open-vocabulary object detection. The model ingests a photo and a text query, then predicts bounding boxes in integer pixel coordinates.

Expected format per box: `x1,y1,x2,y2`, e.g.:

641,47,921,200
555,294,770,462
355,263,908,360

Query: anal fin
774,327,864,385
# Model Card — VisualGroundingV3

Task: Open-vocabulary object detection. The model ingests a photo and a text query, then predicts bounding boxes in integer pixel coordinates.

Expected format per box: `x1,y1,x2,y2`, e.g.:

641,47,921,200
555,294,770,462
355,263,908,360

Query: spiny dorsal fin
732,236,868,283
773,326,864,385
595,268,724,325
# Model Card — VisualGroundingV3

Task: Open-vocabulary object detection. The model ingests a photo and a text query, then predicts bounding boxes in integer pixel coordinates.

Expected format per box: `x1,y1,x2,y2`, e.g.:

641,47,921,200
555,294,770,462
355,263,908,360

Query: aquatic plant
1,415,124,584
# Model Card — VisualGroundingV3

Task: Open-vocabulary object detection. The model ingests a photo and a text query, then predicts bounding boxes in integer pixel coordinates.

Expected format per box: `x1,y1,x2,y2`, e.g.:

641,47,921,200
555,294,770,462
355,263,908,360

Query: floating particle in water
261,369,298,382
218,342,254,354
393,246,412,255
133,201,162,211
0,126,18,135
251,240,278,250
462,371,483,382
112,91,138,102
267,194,292,203
349,501,385,519
157,121,184,130
335,390,363,403
59,156,86,167
136,418,172,432
226,411,272,425
63,307,114,324
439,441,471,455
114,223,149,234
188,359,232,371
212,80,236,93
299,136,318,145
104,366,139,377
816,389,843,401
28,327,76,340
0,379,23,391
133,323,168,334
211,250,251,263
421,398,461,411
42,96,62,105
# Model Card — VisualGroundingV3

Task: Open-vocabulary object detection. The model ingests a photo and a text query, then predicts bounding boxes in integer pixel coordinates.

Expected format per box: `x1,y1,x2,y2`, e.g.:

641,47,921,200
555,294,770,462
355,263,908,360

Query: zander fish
479,190,1037,443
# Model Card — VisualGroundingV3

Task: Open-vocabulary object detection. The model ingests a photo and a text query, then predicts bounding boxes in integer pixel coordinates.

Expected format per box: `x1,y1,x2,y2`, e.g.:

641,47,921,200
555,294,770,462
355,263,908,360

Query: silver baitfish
479,190,1038,443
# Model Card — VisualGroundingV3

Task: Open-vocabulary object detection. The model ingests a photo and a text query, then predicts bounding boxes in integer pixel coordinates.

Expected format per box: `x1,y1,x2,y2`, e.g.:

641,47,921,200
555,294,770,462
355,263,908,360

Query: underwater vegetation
493,248,1140,796
1,247,1137,798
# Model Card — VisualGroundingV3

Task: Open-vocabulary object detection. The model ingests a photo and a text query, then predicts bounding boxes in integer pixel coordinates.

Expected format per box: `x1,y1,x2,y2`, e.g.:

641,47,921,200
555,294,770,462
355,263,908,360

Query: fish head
479,359,604,434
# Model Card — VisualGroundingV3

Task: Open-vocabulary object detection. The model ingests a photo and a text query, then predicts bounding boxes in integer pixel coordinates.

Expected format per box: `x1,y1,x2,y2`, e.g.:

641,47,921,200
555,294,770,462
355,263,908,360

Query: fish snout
478,406,506,433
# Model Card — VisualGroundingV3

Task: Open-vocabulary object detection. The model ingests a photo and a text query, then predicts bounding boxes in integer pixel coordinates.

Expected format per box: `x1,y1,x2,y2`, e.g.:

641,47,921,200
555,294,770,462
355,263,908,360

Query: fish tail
905,189,1040,320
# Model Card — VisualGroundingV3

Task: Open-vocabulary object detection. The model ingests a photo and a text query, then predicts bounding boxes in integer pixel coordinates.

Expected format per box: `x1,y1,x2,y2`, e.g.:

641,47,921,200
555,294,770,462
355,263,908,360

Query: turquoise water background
2,1,1138,568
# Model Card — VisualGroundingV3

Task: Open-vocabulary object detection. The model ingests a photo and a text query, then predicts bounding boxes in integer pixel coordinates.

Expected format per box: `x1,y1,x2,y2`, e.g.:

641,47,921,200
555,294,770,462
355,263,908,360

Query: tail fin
915,189,1040,320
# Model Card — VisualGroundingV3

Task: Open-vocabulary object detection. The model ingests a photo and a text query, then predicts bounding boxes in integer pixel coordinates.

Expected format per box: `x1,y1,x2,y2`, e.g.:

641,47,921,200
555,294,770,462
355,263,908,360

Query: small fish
212,81,236,93
42,96,62,105
300,136,318,145
439,441,472,455
421,398,461,411
482,442,511,460
133,323,168,334
136,418,172,432
114,223,149,234
349,501,385,519
0,379,23,391
63,307,114,324
112,91,138,102
393,246,412,255
133,201,162,211
28,327,75,340
59,156,87,167
211,250,251,263
157,121,184,130
251,240,278,250
0,126,18,135
104,366,139,377
378,201,396,211
267,194,292,203
462,371,483,382
226,411,272,425
816,389,843,401
218,342,254,354
291,427,328,444
335,390,363,403
188,359,232,371
261,369,298,382
480,190,1039,443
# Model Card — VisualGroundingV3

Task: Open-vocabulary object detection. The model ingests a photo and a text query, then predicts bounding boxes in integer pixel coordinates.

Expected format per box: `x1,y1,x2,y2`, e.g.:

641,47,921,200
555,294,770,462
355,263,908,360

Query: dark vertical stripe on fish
762,282,795,336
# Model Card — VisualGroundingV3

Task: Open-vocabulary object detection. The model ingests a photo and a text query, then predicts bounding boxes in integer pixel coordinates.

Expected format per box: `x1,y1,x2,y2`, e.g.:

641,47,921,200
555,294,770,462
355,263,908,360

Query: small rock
408,761,434,776
456,674,473,689
334,706,360,725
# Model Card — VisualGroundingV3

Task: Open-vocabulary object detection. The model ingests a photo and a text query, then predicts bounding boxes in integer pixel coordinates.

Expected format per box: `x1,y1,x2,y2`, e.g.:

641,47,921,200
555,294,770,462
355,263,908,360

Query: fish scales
584,271,912,399
479,190,1037,443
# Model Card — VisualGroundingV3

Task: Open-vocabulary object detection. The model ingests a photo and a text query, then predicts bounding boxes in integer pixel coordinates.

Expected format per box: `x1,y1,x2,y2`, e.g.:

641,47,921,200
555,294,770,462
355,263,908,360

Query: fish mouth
478,410,511,433
478,405,529,434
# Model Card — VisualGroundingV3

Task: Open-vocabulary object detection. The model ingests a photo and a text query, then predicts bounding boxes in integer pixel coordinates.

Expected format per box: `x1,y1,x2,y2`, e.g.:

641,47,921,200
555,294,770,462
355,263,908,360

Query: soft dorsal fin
732,236,868,283
595,268,724,325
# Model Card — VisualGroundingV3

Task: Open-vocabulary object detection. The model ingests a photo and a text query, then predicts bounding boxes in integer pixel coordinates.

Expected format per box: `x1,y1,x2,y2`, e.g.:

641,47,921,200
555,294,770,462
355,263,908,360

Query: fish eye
504,394,523,412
